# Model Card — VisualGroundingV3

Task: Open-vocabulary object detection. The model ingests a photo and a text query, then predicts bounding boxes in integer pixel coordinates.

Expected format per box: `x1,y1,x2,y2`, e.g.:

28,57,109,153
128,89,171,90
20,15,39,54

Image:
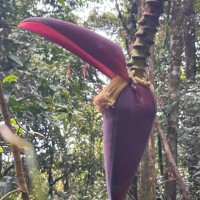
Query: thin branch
92,189,106,200
155,120,189,200
2,164,14,176
0,189,22,200
115,1,130,34
53,175,64,186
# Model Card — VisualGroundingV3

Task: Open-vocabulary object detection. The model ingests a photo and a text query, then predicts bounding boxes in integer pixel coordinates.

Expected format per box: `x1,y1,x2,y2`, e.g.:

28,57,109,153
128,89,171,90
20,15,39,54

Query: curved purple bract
103,84,156,200
18,17,128,80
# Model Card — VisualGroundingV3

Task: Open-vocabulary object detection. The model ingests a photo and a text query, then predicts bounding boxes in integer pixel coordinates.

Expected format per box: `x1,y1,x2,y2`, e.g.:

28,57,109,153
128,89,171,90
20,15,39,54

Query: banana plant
18,0,163,199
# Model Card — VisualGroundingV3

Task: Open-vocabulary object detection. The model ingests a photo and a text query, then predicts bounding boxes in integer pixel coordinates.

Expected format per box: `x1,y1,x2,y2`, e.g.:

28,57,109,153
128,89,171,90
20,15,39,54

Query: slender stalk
0,85,30,200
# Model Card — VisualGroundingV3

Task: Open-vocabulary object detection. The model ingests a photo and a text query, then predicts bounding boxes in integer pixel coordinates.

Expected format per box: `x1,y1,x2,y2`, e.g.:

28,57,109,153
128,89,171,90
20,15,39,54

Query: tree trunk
127,176,138,200
183,0,196,81
181,84,200,200
165,0,183,199
48,139,55,198
181,1,199,198
139,134,156,200
139,46,156,200
158,134,164,176
63,151,69,192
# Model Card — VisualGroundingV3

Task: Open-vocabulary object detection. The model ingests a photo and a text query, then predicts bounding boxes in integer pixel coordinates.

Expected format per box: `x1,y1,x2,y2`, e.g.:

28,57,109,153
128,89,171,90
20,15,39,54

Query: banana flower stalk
18,1,163,199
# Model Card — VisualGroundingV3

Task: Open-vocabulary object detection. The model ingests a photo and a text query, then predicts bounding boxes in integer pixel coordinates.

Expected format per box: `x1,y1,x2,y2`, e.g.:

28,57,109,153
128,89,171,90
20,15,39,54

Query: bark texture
181,2,198,197
165,0,184,199
139,134,156,200
182,84,200,200
183,0,196,81
139,47,156,200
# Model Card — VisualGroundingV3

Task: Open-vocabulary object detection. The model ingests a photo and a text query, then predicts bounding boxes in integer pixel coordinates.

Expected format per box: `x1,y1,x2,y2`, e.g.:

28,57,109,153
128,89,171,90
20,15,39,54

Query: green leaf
180,67,186,80
3,75,18,83
0,146,3,153
56,0,65,6
7,54,23,67
11,118,17,125
8,97,21,108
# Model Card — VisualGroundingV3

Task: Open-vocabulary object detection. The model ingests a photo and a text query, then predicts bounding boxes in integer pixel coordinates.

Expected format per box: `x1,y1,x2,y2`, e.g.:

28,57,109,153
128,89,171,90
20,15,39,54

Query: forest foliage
0,0,199,199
